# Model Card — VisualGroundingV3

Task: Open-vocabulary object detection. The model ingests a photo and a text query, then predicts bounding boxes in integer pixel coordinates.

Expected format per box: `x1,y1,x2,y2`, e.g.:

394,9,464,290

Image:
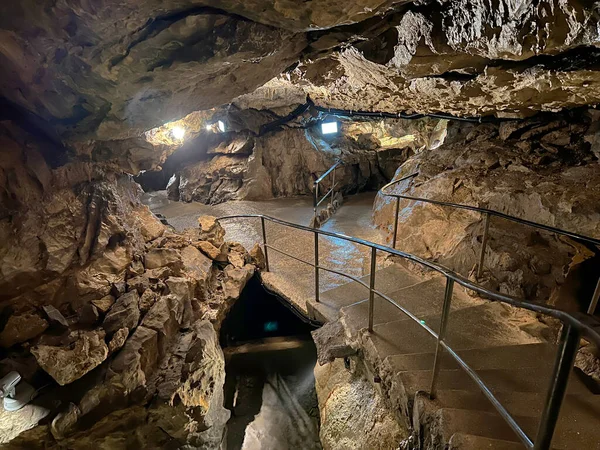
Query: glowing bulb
206,124,212,131
218,120,226,132
171,126,185,140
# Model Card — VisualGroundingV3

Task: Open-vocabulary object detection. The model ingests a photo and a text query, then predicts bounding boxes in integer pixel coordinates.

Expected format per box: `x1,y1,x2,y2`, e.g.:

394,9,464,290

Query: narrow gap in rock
220,276,321,450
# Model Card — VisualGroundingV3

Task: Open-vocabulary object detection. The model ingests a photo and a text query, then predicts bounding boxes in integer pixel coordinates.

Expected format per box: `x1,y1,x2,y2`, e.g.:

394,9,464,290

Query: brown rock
127,275,150,294
197,216,225,247
227,243,248,269
145,266,172,280
139,289,159,313
180,246,212,282
127,259,145,277
42,305,69,329
144,248,182,270
196,241,222,260
0,312,48,348
31,330,109,386
78,303,100,326
110,326,159,392
108,328,129,354
249,243,266,270
102,291,140,335
223,265,255,301
92,295,115,314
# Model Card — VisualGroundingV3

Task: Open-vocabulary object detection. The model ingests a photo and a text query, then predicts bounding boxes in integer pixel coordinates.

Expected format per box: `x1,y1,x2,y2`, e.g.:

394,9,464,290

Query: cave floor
143,191,386,299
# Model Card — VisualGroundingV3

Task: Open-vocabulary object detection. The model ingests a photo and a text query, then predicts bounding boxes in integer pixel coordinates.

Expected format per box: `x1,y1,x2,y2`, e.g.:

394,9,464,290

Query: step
387,343,556,372
432,405,600,450
427,389,600,422
398,368,590,398
313,264,420,322
448,432,526,450
340,277,478,336
366,303,538,361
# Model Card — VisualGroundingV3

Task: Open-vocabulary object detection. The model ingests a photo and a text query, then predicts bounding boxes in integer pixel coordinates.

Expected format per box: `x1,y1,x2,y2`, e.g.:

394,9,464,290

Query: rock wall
0,122,259,447
374,111,600,308
314,357,407,450
167,118,445,204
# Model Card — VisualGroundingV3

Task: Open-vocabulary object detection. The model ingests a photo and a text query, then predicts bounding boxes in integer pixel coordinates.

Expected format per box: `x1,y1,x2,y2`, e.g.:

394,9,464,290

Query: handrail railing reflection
217,213,600,450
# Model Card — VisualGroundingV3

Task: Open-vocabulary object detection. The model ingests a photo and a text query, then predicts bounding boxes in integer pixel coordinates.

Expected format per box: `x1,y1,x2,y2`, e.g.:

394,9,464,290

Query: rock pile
4,215,258,449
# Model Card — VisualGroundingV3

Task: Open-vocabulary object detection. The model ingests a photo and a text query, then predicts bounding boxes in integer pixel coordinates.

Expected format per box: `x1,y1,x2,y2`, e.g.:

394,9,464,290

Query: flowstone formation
0,121,261,447
374,111,600,310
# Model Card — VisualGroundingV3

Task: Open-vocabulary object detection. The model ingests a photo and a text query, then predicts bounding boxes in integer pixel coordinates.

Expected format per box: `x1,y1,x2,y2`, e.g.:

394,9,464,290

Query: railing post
331,166,336,207
392,197,400,249
313,182,318,225
588,275,600,314
260,216,270,272
477,212,491,279
368,247,377,332
314,231,320,303
534,323,580,450
429,277,454,399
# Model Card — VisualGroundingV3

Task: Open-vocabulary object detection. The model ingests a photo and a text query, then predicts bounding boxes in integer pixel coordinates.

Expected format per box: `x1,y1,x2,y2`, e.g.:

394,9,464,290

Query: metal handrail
381,172,600,314
217,213,600,450
313,160,343,224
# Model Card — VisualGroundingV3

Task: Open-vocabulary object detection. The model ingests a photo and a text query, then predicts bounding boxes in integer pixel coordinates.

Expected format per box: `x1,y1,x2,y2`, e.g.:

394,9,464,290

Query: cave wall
373,111,600,308
0,121,261,447
164,117,446,204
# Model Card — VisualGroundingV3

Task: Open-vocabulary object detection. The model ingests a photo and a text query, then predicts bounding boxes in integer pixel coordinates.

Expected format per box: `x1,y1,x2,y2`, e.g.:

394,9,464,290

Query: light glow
171,126,185,140
218,120,226,132
321,121,338,135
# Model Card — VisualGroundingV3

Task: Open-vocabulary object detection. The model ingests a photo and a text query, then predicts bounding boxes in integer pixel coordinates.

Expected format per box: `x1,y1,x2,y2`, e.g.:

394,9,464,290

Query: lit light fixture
321,121,338,135
218,120,226,132
206,124,212,131
171,126,185,140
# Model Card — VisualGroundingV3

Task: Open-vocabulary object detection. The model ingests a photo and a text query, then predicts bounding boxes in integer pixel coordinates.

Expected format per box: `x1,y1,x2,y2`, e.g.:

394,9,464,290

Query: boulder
249,243,266,270
197,216,225,247
127,275,150,294
42,305,69,329
0,312,48,348
226,243,248,269
139,289,159,314
31,330,109,386
102,291,140,335
180,246,212,284
144,248,182,270
196,241,223,261
78,304,100,326
107,328,129,354
92,295,115,314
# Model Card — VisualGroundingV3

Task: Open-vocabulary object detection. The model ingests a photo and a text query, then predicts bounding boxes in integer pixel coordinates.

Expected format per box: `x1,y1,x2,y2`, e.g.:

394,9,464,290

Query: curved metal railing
218,213,600,450
381,172,600,314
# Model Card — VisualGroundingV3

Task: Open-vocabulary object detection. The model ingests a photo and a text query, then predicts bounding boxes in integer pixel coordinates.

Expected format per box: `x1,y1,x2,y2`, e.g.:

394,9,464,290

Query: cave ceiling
1,0,600,165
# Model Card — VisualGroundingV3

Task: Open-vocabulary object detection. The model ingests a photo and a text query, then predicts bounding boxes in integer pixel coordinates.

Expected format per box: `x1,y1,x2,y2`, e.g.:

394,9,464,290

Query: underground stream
220,275,322,450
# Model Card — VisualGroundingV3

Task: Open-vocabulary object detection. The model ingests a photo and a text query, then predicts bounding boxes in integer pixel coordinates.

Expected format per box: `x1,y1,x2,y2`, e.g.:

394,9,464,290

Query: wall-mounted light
171,126,185,140
321,121,338,135
218,120,226,132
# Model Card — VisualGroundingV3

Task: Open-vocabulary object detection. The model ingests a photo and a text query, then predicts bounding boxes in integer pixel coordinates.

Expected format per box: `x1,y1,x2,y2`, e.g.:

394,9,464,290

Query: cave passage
220,276,322,450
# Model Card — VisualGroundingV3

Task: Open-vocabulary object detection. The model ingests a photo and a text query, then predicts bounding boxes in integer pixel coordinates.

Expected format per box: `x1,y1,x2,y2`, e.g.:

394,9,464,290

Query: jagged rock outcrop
0,121,257,447
374,112,600,307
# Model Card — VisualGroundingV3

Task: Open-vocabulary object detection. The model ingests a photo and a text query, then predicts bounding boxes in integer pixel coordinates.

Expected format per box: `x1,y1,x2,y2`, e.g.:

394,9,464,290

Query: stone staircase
308,263,600,450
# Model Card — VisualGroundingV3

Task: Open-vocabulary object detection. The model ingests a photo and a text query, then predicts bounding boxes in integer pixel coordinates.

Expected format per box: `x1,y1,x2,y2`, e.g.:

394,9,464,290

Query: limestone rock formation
374,113,600,306
315,357,407,450
31,330,109,386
